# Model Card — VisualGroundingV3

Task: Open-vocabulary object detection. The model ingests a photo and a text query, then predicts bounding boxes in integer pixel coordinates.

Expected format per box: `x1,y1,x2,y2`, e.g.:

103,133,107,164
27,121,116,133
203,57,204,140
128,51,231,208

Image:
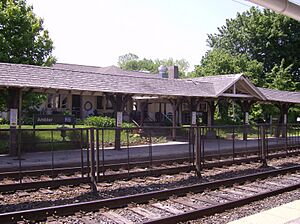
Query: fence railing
0,124,299,186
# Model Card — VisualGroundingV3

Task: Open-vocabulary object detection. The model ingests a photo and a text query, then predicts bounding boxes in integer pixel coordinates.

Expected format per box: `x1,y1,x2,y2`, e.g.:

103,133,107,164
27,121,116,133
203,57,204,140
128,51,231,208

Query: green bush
0,118,8,125
83,116,135,128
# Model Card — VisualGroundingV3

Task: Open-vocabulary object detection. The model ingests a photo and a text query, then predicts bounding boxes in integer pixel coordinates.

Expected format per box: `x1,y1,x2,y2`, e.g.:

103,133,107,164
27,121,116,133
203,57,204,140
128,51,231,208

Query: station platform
228,200,300,224
0,137,294,171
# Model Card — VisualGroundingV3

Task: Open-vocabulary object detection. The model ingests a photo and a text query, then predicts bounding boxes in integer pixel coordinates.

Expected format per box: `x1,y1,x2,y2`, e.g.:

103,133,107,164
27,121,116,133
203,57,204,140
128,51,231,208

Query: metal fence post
285,124,288,153
89,128,97,194
127,129,130,179
195,127,202,177
149,130,153,169
188,127,192,165
80,129,84,178
96,128,100,182
260,125,268,167
17,129,22,184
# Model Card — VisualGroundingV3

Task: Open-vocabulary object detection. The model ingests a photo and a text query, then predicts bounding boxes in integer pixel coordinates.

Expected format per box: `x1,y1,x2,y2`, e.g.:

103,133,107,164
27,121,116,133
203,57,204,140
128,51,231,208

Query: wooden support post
18,90,22,129
241,100,252,141
178,103,182,125
67,94,72,114
108,94,131,150
207,100,216,127
8,88,21,156
190,97,198,126
127,98,134,121
276,103,290,138
170,99,181,141
190,97,202,176
140,101,147,127
282,105,289,138
115,94,122,150
171,102,177,141
205,100,216,139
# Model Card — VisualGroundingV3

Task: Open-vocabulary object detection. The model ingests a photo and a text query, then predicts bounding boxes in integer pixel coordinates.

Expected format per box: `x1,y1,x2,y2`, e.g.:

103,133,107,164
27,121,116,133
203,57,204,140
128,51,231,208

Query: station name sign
33,115,76,126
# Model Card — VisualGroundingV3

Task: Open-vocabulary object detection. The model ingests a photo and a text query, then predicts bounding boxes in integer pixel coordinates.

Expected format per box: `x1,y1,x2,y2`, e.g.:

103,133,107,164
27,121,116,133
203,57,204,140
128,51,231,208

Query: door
72,95,81,118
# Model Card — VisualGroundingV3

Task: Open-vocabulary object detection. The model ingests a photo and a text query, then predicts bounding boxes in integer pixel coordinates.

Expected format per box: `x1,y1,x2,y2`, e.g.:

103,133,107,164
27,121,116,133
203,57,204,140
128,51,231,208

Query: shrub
83,116,135,128
84,116,115,127
0,118,8,125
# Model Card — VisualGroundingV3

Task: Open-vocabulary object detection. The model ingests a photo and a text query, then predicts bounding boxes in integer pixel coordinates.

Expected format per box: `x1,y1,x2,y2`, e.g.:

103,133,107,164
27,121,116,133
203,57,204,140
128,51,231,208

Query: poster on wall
10,109,18,127
192,112,197,125
245,112,249,124
117,112,123,127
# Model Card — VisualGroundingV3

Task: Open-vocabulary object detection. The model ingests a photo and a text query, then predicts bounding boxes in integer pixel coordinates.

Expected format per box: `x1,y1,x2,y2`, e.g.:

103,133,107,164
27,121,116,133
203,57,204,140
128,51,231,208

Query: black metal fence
194,124,300,169
0,124,299,185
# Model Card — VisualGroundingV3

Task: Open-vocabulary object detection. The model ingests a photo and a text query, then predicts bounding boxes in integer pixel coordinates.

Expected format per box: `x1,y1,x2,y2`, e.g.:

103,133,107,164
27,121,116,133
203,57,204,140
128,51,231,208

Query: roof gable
190,74,266,100
190,74,241,95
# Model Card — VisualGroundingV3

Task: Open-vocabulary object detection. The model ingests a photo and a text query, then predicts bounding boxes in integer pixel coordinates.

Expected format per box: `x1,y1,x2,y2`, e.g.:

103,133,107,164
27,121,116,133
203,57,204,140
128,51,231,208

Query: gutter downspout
248,0,300,21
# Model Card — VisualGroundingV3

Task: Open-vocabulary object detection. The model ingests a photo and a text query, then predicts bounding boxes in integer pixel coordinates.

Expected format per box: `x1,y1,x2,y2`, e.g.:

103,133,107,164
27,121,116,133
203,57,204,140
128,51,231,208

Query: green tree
266,59,296,91
192,48,264,85
0,0,55,65
0,0,55,119
207,7,300,85
118,53,139,68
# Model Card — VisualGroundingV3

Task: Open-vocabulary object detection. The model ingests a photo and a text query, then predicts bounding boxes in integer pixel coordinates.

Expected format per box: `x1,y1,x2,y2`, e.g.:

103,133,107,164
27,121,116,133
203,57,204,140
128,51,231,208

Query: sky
26,0,257,71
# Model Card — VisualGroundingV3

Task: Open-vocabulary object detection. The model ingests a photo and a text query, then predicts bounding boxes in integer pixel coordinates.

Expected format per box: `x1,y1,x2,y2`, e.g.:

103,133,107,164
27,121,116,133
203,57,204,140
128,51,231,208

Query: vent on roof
158,65,168,78
167,66,179,79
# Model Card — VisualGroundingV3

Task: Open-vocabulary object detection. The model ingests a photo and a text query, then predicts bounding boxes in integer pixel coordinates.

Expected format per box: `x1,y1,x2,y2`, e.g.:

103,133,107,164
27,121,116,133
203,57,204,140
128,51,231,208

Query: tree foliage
118,53,189,77
192,48,263,85
266,59,297,91
0,0,55,65
0,0,55,116
207,7,300,85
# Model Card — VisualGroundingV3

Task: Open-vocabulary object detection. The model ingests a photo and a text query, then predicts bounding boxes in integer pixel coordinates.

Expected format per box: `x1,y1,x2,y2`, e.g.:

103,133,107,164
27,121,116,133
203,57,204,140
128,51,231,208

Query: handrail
131,119,140,128
145,113,155,122
161,113,173,123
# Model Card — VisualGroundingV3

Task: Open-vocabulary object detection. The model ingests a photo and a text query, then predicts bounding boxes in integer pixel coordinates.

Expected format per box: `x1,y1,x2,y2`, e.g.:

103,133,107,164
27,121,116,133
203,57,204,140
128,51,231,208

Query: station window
106,99,113,109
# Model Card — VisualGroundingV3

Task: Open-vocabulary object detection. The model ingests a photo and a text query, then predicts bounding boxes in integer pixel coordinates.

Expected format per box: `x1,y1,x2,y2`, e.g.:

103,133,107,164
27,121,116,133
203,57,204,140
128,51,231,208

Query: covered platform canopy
0,62,299,103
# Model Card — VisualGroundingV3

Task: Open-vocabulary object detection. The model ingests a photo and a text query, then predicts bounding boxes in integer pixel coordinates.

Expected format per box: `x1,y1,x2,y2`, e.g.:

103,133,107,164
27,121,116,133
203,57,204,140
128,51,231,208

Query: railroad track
0,149,298,193
1,165,299,223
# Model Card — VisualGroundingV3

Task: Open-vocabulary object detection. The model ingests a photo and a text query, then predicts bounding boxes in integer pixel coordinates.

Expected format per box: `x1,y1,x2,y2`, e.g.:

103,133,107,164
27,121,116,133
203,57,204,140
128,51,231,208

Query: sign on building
192,112,197,125
117,112,123,127
10,109,18,127
33,115,76,128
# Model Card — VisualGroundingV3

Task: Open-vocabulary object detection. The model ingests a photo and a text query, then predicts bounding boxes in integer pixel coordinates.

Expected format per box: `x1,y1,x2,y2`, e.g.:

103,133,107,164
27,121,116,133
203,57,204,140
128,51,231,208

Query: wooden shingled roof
0,62,215,97
258,87,300,104
0,62,299,104
53,63,159,78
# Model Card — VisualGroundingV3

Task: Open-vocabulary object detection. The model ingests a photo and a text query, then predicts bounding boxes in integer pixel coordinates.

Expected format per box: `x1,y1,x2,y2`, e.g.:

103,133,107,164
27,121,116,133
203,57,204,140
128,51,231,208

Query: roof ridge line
0,62,187,83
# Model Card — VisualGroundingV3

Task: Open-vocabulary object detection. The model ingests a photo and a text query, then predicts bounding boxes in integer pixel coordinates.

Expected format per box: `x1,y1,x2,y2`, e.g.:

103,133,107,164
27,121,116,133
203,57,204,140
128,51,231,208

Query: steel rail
0,165,299,224
0,157,190,178
0,165,193,193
